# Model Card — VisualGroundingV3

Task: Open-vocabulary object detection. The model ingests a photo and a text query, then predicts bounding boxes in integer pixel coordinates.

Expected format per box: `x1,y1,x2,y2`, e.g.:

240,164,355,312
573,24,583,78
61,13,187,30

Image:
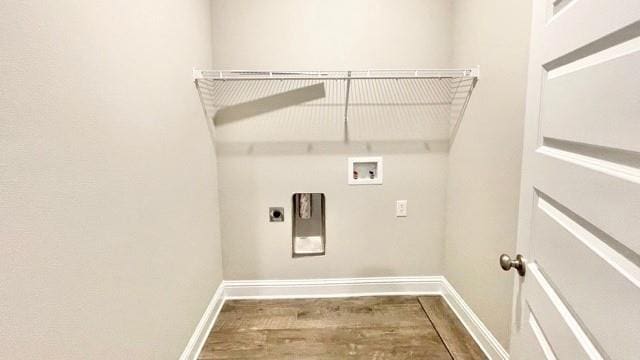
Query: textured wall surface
444,0,533,349
0,1,223,358
210,0,453,280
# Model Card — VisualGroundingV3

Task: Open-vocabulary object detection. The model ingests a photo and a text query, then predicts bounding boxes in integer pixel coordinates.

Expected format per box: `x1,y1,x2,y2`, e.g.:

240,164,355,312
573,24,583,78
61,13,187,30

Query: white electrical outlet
396,200,408,217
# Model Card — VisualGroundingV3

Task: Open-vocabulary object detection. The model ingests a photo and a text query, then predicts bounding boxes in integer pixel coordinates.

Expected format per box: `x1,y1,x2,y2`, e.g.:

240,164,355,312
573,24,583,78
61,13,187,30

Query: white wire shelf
193,68,478,146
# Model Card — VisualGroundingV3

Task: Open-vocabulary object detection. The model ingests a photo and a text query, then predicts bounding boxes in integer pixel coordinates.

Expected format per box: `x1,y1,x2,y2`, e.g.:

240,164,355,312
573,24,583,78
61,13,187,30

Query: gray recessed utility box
292,193,325,257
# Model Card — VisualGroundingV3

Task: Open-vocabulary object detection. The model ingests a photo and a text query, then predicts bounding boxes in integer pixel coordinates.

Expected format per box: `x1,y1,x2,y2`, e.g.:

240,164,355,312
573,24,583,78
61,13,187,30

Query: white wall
0,1,223,358
211,0,453,280
444,0,532,349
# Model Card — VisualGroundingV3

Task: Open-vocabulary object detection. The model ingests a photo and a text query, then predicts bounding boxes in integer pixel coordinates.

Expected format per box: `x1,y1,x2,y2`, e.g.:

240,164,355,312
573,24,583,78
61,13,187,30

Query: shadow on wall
201,77,461,156
211,102,451,157
213,83,327,125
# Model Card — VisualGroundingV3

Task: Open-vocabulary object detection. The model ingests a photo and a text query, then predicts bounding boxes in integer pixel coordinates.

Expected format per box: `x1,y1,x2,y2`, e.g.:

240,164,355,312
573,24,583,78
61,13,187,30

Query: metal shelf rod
193,68,479,81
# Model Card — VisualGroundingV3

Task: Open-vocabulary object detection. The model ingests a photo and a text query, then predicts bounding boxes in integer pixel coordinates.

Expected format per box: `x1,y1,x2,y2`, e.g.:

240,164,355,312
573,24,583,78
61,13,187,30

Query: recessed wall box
348,157,383,185
292,193,325,257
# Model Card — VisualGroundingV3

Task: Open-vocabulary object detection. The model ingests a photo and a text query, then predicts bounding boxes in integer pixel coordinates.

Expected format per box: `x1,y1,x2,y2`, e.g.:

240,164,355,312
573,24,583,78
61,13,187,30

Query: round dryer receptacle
269,207,284,222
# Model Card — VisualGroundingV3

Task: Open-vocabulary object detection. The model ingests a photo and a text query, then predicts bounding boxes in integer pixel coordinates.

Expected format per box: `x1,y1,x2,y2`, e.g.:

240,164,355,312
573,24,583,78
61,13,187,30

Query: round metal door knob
499,254,526,276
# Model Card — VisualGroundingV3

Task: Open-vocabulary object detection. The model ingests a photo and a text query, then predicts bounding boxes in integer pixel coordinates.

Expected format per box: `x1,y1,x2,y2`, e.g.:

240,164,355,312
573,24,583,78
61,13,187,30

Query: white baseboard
440,278,509,360
224,276,443,299
179,282,225,360
183,276,509,360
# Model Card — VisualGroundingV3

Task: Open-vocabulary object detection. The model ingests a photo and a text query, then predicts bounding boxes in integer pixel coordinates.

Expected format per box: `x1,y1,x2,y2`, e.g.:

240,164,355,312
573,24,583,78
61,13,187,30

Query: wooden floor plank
200,296,477,359
201,327,452,359
418,296,487,360
213,296,429,332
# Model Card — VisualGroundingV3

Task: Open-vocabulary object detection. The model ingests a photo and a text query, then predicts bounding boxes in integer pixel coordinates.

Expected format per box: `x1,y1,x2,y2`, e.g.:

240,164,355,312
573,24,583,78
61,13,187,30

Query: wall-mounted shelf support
343,71,352,142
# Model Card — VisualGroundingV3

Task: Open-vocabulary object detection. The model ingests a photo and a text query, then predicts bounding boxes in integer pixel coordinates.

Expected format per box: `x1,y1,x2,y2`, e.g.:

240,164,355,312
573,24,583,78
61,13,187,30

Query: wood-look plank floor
199,296,485,359
418,297,487,360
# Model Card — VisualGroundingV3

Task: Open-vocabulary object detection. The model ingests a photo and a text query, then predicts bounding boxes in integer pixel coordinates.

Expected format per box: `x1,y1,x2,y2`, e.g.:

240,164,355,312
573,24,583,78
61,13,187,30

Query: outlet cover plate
396,200,408,217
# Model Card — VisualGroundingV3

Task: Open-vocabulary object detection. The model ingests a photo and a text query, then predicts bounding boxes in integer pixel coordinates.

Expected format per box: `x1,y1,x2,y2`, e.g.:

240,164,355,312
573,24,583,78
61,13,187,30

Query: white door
507,1,640,359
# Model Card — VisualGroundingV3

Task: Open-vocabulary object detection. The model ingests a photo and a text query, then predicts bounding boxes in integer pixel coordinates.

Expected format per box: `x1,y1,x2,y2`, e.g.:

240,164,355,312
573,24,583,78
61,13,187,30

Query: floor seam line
417,296,455,360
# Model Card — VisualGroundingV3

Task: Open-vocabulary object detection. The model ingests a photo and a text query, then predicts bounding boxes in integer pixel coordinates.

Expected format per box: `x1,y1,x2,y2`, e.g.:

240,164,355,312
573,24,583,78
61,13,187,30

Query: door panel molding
533,151,640,254
526,264,603,359
543,2,640,66
533,195,640,359
527,307,558,360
